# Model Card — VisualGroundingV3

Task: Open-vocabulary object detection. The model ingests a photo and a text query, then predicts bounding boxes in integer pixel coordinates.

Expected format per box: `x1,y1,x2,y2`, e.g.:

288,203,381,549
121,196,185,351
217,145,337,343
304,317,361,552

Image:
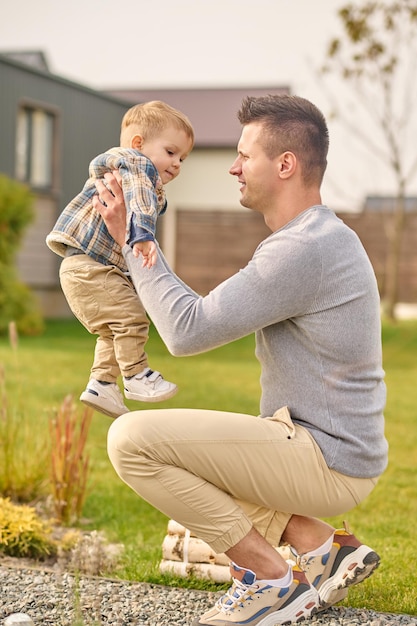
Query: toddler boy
46,101,194,418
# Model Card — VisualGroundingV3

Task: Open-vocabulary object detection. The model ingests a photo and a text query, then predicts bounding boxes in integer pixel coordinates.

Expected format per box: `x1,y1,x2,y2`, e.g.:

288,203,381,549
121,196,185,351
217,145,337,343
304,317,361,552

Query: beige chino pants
107,406,378,554
60,255,149,382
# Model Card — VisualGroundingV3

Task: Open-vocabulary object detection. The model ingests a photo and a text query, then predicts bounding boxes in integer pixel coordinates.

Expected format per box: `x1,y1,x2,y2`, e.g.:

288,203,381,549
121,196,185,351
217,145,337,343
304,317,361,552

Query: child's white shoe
80,379,129,418
123,368,177,402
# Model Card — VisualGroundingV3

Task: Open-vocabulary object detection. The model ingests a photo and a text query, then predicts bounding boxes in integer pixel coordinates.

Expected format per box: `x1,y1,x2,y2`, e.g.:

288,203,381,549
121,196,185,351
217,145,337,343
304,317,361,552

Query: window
16,105,56,189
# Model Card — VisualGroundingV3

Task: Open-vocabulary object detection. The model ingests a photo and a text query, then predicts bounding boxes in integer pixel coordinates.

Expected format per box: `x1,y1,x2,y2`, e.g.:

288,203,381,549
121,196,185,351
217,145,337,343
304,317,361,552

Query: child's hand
132,240,157,268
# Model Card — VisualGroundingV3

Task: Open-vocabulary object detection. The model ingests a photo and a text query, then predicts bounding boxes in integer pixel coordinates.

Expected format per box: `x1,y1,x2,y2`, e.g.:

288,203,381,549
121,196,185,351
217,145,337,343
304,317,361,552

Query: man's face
229,122,278,213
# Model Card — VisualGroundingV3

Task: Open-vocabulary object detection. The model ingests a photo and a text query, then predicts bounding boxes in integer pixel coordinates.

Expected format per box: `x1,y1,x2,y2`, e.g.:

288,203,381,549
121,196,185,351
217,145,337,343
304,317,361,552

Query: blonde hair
120,100,194,148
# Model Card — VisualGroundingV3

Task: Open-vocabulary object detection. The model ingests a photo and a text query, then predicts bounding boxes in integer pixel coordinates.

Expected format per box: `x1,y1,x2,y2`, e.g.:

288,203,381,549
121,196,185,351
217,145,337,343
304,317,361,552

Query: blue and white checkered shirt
46,147,167,272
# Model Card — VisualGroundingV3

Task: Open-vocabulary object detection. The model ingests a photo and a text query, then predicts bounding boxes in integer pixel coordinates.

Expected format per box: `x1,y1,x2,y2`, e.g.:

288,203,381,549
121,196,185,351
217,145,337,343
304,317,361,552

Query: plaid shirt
46,147,167,272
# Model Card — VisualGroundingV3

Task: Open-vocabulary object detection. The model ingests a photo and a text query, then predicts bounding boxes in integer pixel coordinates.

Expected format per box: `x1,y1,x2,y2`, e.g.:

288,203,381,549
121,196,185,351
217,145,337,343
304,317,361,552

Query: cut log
160,519,294,582
159,559,231,583
162,533,229,566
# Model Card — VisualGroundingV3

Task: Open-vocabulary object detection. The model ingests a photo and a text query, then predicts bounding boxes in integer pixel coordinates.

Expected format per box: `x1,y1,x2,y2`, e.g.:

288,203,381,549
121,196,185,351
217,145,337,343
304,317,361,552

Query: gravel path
1,563,416,626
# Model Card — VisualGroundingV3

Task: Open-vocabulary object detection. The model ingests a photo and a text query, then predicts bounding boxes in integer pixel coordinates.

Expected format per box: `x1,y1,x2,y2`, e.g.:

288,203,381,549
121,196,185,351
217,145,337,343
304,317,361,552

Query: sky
1,0,415,210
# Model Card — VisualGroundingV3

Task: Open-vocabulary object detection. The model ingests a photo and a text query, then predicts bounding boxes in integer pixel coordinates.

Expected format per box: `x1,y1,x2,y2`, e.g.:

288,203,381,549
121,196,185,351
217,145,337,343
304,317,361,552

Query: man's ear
277,151,296,178
131,134,143,150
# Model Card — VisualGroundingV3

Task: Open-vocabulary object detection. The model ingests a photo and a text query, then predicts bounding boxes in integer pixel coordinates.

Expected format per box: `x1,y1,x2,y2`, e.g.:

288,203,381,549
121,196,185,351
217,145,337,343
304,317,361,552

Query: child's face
139,125,192,185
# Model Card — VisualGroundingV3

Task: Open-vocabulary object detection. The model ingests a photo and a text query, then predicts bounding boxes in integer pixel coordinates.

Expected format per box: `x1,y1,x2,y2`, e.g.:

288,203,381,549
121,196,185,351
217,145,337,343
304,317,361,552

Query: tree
321,0,417,320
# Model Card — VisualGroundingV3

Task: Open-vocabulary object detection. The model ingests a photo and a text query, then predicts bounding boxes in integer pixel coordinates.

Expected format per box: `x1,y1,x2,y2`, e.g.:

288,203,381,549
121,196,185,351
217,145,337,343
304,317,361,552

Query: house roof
1,49,51,72
0,51,133,107
106,86,290,148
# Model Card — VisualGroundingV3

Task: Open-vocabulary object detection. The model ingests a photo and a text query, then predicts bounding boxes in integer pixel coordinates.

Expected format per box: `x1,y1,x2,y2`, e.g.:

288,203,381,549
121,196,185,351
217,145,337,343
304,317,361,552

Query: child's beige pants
60,254,149,381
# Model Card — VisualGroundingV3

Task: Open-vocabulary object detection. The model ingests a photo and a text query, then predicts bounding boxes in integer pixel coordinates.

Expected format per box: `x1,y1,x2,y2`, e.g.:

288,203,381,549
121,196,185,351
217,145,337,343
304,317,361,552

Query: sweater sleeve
123,233,321,356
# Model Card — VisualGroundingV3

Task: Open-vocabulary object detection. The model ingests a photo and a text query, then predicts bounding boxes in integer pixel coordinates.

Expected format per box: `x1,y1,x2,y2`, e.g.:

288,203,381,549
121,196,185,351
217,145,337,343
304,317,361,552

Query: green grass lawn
0,318,416,615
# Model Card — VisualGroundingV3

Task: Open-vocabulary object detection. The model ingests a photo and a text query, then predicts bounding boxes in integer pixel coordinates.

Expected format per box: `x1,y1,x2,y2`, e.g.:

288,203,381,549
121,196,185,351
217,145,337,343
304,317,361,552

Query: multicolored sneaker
191,562,319,626
294,523,380,610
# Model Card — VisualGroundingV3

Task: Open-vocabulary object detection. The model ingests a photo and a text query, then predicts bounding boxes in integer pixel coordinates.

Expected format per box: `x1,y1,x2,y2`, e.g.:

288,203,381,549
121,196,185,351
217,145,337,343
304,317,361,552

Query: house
0,51,132,316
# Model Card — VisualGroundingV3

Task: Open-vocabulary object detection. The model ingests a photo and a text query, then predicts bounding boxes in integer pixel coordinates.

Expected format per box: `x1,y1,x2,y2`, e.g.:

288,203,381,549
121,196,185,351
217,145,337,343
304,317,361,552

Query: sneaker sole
316,588,348,612
124,385,178,403
80,392,128,419
192,588,319,626
318,545,380,609
255,588,319,626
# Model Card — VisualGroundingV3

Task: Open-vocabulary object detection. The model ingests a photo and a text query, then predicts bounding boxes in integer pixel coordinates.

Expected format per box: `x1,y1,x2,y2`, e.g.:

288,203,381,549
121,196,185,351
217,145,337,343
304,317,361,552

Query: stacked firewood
160,520,293,583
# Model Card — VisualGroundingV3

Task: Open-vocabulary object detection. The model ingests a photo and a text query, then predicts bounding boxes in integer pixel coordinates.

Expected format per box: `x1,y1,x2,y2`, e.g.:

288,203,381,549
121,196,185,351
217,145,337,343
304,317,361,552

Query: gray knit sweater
123,205,388,478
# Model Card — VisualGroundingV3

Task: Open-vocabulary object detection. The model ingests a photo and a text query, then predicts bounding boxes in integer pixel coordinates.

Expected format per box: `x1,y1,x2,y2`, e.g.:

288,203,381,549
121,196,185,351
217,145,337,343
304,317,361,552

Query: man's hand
93,171,127,247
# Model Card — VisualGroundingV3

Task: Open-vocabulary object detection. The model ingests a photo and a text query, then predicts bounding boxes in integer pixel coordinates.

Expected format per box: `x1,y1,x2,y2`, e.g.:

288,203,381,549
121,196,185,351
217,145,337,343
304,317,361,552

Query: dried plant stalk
49,395,93,525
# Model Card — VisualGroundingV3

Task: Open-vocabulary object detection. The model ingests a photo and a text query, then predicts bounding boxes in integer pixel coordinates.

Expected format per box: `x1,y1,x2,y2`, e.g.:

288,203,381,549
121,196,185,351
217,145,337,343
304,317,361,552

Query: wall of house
0,58,129,200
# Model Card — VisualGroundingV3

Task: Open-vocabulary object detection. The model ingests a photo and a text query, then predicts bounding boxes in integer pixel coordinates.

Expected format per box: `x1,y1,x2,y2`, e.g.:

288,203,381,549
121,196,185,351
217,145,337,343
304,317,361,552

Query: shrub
61,530,124,576
0,174,44,336
0,174,34,264
0,273,44,336
0,497,56,558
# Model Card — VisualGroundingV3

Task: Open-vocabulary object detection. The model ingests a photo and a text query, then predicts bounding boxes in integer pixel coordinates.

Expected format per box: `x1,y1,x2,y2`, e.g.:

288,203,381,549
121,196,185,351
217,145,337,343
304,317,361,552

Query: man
94,94,388,626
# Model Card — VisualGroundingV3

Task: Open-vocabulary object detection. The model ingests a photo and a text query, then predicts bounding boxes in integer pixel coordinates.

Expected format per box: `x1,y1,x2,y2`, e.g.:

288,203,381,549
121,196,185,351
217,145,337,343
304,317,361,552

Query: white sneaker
80,379,129,418
123,368,177,402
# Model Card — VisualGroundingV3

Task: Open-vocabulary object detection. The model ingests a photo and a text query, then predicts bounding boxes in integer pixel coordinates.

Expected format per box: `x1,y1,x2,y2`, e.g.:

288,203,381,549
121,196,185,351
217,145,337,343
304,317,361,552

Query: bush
0,174,44,336
0,497,56,558
0,271,44,336
0,174,34,264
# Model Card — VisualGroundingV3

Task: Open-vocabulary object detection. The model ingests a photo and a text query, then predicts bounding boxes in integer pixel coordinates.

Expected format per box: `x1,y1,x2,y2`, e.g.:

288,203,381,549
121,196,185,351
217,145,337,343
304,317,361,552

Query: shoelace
296,554,312,570
216,579,258,613
286,549,315,575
